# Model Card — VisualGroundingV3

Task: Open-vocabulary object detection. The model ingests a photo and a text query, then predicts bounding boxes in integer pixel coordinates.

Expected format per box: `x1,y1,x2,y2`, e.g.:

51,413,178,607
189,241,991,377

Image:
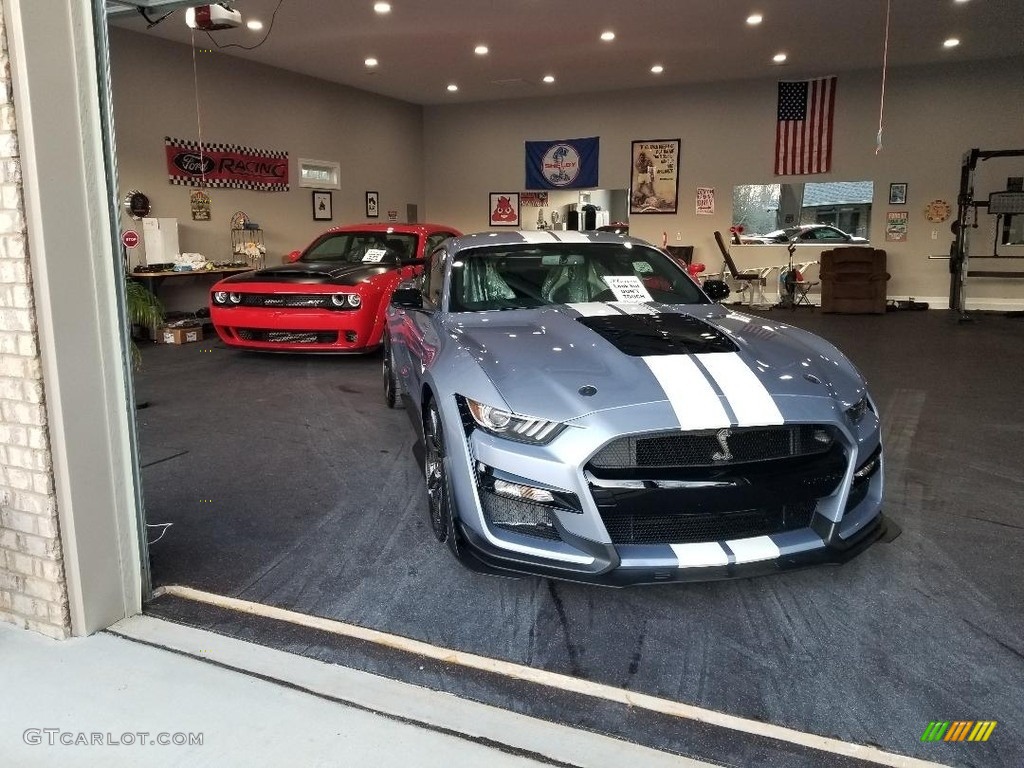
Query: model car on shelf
209,223,460,353
384,230,887,585
743,224,868,245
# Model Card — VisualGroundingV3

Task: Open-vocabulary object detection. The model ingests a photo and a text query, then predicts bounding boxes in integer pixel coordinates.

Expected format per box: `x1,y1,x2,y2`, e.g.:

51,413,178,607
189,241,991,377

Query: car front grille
589,425,834,470
237,293,335,309
234,329,338,344
600,502,816,545
479,490,562,541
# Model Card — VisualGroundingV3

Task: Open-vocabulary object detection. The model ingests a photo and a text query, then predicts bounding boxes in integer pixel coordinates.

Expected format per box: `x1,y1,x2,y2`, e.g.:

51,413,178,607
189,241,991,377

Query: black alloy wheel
382,336,400,409
424,401,452,543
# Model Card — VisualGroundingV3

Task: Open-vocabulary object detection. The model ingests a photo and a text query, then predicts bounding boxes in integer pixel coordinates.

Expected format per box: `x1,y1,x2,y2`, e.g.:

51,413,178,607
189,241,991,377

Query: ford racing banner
165,137,289,191
525,136,599,190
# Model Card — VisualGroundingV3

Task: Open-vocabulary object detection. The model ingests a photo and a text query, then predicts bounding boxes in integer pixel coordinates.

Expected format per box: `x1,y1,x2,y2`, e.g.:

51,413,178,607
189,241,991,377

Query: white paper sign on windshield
363,248,387,263
603,275,653,303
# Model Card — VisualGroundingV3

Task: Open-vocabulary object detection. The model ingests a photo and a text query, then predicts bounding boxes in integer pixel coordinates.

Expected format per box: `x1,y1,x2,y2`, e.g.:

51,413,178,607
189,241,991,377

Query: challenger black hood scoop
577,313,738,356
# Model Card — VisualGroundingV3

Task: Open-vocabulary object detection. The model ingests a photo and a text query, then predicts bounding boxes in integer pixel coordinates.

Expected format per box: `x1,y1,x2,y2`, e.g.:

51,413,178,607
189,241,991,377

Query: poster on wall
189,189,211,220
525,137,599,190
696,187,715,215
165,137,289,191
886,211,909,242
489,193,521,227
630,139,680,214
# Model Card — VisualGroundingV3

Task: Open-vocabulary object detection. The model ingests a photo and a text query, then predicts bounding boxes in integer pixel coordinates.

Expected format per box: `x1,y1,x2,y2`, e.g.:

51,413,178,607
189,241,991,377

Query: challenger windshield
448,243,708,312
301,232,417,265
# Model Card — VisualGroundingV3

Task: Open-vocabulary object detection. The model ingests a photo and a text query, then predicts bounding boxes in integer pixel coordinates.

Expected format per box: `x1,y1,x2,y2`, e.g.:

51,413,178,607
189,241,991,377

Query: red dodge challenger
210,223,460,353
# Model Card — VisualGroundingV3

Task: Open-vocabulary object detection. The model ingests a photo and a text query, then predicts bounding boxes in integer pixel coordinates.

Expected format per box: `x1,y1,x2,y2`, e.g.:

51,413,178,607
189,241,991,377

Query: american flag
775,77,836,175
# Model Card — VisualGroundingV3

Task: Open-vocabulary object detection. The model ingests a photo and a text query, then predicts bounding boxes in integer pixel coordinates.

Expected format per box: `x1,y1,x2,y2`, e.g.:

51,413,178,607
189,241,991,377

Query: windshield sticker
632,260,654,274
363,248,387,263
603,275,653,303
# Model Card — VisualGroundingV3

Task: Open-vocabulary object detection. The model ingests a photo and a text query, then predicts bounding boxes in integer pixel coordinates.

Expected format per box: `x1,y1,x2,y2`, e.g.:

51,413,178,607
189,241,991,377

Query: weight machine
949,147,1024,321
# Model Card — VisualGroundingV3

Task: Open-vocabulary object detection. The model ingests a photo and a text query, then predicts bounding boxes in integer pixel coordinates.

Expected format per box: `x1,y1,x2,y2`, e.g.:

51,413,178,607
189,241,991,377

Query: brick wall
0,5,70,639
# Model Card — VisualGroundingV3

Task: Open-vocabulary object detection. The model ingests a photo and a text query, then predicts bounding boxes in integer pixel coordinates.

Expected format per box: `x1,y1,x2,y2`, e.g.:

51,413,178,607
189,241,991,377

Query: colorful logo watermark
921,721,997,742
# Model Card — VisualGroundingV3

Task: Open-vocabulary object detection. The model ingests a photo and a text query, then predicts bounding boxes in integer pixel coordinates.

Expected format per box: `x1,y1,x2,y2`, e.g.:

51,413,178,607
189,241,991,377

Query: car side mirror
703,279,731,302
391,287,424,310
285,250,302,263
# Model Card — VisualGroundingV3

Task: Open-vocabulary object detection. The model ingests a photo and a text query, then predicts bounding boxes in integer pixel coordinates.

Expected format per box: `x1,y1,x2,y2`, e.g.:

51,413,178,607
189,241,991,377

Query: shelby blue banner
525,136,599,189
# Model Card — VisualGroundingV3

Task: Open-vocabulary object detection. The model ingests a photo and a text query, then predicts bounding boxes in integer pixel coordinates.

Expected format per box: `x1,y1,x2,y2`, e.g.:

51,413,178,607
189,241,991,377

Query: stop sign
121,230,140,249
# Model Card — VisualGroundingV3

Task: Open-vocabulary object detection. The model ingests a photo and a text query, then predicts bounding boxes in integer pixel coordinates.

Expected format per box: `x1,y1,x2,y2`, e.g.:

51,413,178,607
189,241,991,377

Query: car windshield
301,232,417,265
448,243,709,312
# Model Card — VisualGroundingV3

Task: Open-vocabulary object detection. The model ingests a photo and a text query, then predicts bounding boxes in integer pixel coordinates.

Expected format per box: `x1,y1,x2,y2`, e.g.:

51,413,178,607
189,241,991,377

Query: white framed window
298,158,341,189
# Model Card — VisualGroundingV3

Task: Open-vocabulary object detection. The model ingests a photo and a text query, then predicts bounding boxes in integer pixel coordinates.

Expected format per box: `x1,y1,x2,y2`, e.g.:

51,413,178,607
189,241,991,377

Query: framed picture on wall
630,139,681,214
488,192,520,227
889,182,908,206
365,191,379,218
313,191,332,221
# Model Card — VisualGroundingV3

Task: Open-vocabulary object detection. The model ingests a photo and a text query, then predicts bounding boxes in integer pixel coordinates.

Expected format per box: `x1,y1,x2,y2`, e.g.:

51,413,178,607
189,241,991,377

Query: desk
128,266,254,295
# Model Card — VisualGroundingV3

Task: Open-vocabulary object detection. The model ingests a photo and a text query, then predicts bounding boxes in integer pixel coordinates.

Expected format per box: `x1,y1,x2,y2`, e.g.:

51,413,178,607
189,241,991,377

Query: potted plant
125,277,163,369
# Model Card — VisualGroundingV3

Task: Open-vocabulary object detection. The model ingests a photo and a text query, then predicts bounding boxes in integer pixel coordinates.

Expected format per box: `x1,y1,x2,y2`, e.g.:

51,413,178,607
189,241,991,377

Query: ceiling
110,0,1024,106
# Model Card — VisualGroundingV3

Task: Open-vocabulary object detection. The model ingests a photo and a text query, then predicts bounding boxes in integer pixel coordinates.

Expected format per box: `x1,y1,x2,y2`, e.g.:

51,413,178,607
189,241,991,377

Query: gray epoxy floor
135,309,1024,767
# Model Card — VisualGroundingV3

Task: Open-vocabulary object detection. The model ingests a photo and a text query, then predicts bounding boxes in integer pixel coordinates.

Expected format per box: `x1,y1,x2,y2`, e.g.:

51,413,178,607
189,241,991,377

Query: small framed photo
312,190,332,221
365,190,379,219
488,192,520,227
889,182,907,206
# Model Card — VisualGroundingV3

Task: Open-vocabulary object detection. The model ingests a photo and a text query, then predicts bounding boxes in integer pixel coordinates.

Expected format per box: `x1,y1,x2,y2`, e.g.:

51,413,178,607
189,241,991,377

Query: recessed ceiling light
650,65,664,74
773,52,788,63
943,37,960,48
373,2,391,14
474,44,489,55
542,75,555,83
954,0,969,3
747,13,763,25
447,83,459,92
600,31,616,42
246,19,263,31
364,57,378,67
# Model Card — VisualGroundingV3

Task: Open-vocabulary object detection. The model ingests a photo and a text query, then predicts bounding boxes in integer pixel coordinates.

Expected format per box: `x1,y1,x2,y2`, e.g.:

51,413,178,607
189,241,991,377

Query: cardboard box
161,326,203,345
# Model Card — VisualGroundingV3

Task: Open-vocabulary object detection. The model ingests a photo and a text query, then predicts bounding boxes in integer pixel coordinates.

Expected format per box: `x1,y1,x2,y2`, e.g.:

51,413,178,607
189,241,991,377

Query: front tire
382,337,401,409
424,400,453,544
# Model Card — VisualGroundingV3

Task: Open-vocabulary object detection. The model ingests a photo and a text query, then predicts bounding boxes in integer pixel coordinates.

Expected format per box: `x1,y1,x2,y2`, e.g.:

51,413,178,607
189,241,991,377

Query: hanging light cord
190,28,207,189
876,0,892,155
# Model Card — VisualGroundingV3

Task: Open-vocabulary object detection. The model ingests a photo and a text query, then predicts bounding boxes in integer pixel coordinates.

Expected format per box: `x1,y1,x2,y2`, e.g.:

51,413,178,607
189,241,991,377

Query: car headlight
462,396,565,444
229,292,242,304
845,394,872,423
212,291,229,305
331,293,361,309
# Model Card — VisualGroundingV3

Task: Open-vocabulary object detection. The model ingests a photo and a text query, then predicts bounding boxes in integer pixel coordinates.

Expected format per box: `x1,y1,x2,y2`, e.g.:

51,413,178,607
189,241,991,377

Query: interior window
732,181,873,243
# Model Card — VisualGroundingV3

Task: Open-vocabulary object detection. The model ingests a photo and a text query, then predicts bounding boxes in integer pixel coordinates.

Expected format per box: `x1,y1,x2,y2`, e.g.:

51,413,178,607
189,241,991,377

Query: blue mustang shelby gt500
384,231,887,585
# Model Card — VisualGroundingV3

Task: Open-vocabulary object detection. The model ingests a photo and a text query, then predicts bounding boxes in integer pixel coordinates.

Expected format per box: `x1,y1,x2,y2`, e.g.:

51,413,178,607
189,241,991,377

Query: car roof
447,230,653,252
318,222,460,237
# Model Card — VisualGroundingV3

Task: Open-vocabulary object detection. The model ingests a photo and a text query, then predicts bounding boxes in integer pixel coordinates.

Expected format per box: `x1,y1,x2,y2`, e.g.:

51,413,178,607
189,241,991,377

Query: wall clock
123,190,151,220
924,199,951,223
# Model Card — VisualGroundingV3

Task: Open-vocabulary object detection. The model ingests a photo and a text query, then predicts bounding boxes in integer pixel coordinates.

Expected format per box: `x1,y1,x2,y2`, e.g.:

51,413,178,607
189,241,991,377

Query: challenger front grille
600,502,816,545
234,329,338,344
238,293,334,308
589,425,834,470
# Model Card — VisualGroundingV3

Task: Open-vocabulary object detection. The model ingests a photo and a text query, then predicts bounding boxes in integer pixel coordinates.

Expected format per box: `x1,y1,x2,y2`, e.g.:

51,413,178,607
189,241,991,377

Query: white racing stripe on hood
726,535,781,563
550,230,592,243
519,230,559,243
697,352,784,426
566,302,620,317
670,542,729,568
643,355,730,430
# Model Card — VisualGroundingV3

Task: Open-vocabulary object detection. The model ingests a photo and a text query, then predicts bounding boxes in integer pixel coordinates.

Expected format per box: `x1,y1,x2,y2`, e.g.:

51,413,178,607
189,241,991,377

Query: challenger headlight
229,292,242,304
463,396,565,444
212,291,229,305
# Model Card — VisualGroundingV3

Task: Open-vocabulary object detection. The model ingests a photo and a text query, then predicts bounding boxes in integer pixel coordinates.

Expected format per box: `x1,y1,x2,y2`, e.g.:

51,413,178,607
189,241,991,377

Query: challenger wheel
424,401,452,543
382,337,400,409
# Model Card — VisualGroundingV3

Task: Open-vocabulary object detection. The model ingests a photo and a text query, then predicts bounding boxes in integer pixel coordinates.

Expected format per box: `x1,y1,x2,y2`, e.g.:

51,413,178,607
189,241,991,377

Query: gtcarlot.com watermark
23,729,203,747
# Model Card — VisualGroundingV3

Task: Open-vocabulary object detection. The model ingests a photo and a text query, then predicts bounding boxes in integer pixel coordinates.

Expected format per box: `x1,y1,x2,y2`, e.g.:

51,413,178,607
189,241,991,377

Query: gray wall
110,28,425,310
424,58,1024,304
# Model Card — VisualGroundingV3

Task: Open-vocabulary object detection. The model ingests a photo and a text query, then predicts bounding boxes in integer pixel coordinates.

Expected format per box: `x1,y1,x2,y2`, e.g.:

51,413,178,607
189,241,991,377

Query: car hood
219,262,391,286
448,304,864,423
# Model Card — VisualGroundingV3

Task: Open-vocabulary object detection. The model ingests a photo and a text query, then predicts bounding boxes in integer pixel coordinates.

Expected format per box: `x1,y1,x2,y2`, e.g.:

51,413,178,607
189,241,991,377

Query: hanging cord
875,0,892,155
190,28,207,190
